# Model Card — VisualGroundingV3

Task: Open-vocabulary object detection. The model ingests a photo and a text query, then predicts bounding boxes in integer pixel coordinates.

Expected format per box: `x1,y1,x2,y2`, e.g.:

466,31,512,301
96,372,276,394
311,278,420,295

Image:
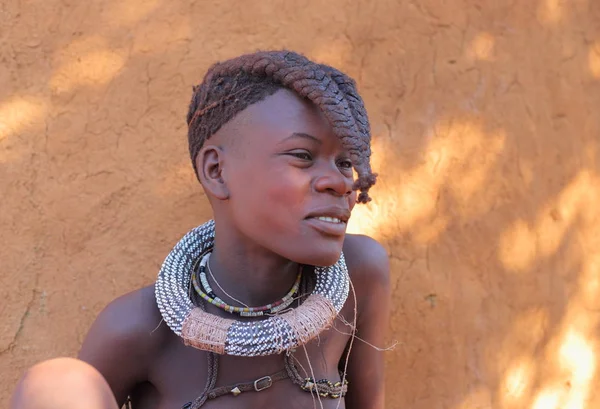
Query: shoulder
78,285,170,402
342,234,390,284
81,285,167,351
342,234,391,306
340,235,389,409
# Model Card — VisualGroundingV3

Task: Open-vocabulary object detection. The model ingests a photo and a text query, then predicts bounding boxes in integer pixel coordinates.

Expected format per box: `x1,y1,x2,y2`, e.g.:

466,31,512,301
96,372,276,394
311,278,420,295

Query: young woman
11,50,391,409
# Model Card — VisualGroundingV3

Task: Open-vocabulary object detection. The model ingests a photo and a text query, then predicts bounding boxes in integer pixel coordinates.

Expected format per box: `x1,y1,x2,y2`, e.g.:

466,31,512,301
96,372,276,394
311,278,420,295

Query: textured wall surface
2,1,600,408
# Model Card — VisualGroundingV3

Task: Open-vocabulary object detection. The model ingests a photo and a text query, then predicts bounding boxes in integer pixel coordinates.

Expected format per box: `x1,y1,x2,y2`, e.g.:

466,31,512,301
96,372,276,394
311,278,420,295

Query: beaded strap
284,353,348,399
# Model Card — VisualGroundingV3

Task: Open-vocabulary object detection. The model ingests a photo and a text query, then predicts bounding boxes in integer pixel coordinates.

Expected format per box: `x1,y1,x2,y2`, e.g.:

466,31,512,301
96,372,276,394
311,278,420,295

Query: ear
195,145,230,200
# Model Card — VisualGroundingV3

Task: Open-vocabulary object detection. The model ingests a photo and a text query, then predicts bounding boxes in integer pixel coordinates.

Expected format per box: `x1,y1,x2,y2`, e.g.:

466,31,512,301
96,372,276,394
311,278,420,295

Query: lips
304,206,351,236
305,206,351,223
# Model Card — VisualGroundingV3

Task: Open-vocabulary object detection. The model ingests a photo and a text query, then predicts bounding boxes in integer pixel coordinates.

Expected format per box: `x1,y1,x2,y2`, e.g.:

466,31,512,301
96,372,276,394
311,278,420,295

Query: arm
343,235,391,409
78,286,162,406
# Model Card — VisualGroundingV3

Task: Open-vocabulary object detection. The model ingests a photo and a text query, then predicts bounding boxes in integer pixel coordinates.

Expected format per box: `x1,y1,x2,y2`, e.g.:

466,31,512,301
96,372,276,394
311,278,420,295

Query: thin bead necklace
206,257,249,308
192,252,302,317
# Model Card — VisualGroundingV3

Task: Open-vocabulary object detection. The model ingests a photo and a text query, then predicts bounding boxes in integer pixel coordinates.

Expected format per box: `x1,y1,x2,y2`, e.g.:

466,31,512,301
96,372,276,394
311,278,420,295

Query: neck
208,221,300,307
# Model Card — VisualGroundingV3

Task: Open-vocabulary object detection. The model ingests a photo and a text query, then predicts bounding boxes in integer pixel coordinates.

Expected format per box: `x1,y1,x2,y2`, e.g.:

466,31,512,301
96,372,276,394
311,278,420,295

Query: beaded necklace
155,219,350,357
191,252,302,317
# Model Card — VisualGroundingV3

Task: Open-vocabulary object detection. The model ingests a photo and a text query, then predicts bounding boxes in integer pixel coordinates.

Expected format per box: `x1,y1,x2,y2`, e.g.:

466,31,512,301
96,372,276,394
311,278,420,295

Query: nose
313,163,353,197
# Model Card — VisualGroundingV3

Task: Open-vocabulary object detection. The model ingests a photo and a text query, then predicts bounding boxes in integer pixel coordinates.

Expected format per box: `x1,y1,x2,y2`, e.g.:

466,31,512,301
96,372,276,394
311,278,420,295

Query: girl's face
204,89,357,267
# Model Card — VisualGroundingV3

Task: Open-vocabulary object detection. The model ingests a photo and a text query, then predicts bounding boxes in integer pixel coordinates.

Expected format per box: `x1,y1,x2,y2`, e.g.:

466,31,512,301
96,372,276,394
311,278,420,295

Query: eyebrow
280,132,322,145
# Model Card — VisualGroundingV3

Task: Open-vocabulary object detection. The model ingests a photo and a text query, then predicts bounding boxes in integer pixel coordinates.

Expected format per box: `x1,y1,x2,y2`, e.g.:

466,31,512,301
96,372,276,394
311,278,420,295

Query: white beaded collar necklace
155,219,350,357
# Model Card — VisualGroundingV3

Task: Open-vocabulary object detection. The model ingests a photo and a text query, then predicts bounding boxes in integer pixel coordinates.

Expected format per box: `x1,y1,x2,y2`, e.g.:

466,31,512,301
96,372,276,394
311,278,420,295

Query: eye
337,159,353,169
288,151,313,161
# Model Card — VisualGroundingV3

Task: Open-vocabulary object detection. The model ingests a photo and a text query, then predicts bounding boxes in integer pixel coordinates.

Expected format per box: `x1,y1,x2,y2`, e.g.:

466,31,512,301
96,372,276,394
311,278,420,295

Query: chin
289,242,344,267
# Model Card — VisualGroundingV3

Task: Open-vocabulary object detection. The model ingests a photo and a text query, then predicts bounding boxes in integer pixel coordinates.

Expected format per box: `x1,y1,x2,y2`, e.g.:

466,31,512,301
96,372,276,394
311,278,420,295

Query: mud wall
2,1,600,408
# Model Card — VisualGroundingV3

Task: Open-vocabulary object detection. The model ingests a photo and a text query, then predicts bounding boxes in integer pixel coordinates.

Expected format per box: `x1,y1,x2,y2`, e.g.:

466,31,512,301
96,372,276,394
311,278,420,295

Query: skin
77,89,391,409
10,358,118,409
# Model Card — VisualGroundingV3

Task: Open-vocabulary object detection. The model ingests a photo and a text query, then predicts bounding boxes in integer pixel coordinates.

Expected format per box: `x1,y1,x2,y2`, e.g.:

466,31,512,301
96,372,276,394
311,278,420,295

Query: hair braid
318,63,377,203
187,50,377,203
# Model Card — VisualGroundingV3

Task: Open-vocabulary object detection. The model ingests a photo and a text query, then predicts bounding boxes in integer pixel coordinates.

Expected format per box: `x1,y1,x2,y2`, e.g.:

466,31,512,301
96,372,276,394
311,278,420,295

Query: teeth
316,216,342,223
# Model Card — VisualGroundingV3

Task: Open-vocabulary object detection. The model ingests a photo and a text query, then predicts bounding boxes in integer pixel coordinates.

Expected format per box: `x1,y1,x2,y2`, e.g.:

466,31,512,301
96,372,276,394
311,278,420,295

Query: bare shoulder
342,234,390,285
340,239,389,409
80,285,166,353
342,234,391,308
78,285,169,404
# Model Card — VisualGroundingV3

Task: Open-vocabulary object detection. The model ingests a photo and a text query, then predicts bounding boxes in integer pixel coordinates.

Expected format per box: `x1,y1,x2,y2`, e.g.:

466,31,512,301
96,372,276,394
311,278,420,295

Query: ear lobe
196,145,230,200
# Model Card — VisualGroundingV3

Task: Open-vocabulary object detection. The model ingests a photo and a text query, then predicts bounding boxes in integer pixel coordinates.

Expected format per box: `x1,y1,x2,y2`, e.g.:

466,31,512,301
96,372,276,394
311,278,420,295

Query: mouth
311,216,345,224
304,207,351,236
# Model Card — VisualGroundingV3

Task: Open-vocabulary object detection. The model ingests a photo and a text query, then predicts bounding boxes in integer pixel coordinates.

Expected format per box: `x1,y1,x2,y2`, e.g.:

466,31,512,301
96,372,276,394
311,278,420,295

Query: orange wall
2,1,600,408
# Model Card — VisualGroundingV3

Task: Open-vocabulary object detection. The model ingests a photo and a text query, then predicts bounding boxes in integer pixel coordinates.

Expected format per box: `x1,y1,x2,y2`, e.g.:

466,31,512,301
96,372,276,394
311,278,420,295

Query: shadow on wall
345,1,600,407
1,0,600,408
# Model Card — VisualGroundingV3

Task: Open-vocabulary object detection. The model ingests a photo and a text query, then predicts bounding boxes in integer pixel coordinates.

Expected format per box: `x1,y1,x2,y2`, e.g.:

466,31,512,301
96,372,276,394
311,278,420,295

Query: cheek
263,169,311,206
349,191,357,210
238,171,311,240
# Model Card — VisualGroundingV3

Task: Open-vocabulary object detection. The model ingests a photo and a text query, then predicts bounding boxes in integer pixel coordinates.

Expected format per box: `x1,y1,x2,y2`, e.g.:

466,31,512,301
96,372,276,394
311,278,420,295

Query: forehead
213,89,338,148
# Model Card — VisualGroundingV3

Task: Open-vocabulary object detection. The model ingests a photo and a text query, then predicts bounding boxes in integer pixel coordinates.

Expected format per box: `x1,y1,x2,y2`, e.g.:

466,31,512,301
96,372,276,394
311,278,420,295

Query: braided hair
186,50,377,203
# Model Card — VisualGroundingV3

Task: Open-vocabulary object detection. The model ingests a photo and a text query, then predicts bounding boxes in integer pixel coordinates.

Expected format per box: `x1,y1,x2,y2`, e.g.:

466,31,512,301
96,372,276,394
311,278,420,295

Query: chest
135,315,353,409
